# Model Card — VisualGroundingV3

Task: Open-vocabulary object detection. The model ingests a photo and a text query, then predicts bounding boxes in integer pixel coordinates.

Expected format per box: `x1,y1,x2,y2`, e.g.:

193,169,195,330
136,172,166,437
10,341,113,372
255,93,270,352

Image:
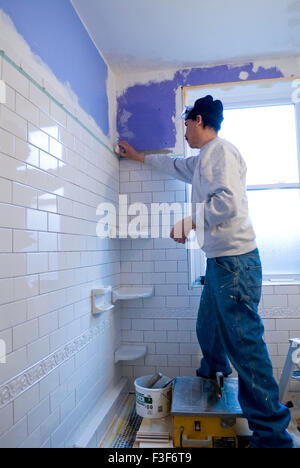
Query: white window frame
182,77,300,288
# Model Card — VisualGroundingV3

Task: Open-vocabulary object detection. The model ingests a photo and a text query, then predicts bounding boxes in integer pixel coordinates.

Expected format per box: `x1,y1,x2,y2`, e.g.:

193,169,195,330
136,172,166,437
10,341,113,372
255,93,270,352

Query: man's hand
170,216,195,244
117,141,145,163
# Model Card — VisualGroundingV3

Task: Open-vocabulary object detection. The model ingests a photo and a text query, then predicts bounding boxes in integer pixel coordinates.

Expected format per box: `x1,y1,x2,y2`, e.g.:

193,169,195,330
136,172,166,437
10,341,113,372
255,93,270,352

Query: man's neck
198,133,218,149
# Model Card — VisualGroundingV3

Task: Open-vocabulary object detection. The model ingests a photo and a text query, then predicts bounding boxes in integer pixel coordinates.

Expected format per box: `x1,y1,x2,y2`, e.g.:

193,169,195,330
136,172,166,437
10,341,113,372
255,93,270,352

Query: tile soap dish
92,287,115,315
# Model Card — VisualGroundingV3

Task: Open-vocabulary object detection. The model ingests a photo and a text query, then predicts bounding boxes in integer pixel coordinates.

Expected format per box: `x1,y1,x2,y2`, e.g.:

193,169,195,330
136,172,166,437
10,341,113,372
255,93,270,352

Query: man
118,95,293,448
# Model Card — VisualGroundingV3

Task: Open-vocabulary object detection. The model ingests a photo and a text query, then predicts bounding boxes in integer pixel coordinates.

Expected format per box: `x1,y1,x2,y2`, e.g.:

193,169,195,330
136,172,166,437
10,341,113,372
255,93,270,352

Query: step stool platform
171,376,243,417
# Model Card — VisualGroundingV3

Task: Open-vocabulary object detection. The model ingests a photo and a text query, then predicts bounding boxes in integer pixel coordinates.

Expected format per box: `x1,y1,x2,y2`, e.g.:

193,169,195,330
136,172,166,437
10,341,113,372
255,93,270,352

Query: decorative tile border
0,319,113,409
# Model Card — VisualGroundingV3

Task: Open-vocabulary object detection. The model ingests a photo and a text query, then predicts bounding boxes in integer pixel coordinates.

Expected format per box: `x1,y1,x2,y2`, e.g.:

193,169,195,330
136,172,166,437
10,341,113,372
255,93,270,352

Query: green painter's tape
0,50,115,157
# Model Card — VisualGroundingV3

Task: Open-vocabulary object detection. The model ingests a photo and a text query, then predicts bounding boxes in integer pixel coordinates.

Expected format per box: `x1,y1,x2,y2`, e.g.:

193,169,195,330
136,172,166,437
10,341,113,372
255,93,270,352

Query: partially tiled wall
0,52,121,448
119,159,300,393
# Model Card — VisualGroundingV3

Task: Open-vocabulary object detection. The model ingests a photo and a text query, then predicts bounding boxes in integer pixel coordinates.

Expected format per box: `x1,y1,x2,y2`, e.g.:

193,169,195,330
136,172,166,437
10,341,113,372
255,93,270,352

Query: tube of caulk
146,372,163,388
114,144,126,155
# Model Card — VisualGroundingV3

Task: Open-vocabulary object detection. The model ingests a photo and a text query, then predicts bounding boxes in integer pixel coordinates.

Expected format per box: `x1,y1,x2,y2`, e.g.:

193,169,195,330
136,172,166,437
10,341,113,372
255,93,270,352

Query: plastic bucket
134,375,173,419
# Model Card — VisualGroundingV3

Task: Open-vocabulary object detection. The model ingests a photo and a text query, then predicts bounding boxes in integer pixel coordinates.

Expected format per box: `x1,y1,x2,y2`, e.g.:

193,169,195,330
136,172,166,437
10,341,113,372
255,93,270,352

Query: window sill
263,280,300,286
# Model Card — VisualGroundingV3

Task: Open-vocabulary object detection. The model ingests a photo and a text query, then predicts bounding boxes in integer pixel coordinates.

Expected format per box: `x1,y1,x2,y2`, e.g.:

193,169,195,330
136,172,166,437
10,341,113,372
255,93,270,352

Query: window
183,78,300,287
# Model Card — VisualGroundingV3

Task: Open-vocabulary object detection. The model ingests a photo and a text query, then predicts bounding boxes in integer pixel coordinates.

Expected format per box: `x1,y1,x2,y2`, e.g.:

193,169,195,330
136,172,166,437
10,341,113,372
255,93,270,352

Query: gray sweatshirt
144,137,257,258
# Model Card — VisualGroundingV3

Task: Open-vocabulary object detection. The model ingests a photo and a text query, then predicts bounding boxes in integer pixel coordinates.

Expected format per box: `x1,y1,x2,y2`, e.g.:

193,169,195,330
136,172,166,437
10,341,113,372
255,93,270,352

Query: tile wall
0,52,121,448
119,159,300,393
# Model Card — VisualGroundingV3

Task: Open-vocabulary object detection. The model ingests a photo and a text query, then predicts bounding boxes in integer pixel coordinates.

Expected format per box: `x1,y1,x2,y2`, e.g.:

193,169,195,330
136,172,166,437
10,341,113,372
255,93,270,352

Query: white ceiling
71,0,300,74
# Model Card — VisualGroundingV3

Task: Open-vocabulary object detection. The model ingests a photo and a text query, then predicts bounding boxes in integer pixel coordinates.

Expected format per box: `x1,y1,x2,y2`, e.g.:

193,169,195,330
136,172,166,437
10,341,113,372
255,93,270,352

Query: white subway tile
276,318,300,331
38,232,57,252
13,274,39,301
27,253,48,275
155,261,177,272
50,101,67,128
0,327,12,357
26,208,47,231
39,311,59,337
0,416,28,449
143,272,165,285
166,296,190,308
29,82,50,114
4,85,16,112
13,183,37,208
0,228,12,253
13,385,40,423
39,112,59,139
156,343,180,355
37,192,57,213
154,284,177,296
27,336,50,366
13,230,38,252
167,331,190,342
0,404,14,437
120,181,142,193
13,319,39,350
153,191,175,203
3,60,29,98
39,151,58,173
263,295,288,308
15,138,39,167
0,253,26,278
143,331,167,343
0,104,27,140
0,127,14,155
28,397,50,434
0,152,27,185
16,93,39,127
132,262,154,273
142,180,164,192
0,177,12,203
264,330,289,344
58,305,74,328
28,124,49,152
121,330,144,342
274,285,300,295
177,320,196,331
168,355,191,367
288,295,300,308
154,319,178,331
145,354,168,366
132,319,154,331
49,137,65,161
0,278,14,305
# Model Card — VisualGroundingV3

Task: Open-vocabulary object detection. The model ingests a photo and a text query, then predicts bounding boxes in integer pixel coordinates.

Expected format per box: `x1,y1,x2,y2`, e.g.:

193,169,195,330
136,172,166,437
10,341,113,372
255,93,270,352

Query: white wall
0,22,122,448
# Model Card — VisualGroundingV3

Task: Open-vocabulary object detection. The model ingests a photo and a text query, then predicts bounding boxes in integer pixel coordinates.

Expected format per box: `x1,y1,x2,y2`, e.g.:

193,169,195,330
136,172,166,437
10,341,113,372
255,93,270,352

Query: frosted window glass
248,189,300,275
219,105,299,185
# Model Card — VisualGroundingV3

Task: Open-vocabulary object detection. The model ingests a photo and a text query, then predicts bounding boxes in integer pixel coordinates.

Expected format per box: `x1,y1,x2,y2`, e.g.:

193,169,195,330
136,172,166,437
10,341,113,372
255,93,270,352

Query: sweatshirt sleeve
192,145,243,227
144,154,199,184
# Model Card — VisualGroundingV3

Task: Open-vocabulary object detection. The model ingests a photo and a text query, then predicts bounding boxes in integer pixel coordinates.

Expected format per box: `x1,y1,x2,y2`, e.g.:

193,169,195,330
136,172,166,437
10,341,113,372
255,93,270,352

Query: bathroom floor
100,392,300,448
100,395,142,448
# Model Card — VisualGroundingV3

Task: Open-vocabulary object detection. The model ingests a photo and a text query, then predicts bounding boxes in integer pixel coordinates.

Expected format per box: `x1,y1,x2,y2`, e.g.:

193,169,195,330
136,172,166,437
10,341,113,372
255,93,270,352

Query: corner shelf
112,286,154,303
115,345,147,363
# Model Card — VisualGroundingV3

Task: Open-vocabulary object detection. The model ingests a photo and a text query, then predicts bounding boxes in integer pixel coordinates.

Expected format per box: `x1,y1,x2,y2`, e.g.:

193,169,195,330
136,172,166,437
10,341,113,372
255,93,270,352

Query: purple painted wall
0,0,109,136
117,63,284,151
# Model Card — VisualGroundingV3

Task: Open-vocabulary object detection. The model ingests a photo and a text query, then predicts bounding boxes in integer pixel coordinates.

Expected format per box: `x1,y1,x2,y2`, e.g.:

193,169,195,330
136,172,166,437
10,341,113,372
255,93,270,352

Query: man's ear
196,114,203,126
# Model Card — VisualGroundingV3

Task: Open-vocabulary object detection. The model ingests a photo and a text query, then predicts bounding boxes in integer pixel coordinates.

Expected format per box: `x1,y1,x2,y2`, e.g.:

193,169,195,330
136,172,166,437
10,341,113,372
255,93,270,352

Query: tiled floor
100,395,142,448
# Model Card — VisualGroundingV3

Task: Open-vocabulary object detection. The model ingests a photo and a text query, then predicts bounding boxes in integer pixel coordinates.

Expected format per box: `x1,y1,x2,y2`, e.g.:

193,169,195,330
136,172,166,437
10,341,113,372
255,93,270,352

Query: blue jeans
196,249,293,448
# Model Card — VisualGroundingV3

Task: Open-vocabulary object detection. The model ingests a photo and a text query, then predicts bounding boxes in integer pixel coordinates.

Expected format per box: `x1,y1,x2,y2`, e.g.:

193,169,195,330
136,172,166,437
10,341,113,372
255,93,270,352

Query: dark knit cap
181,95,224,129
